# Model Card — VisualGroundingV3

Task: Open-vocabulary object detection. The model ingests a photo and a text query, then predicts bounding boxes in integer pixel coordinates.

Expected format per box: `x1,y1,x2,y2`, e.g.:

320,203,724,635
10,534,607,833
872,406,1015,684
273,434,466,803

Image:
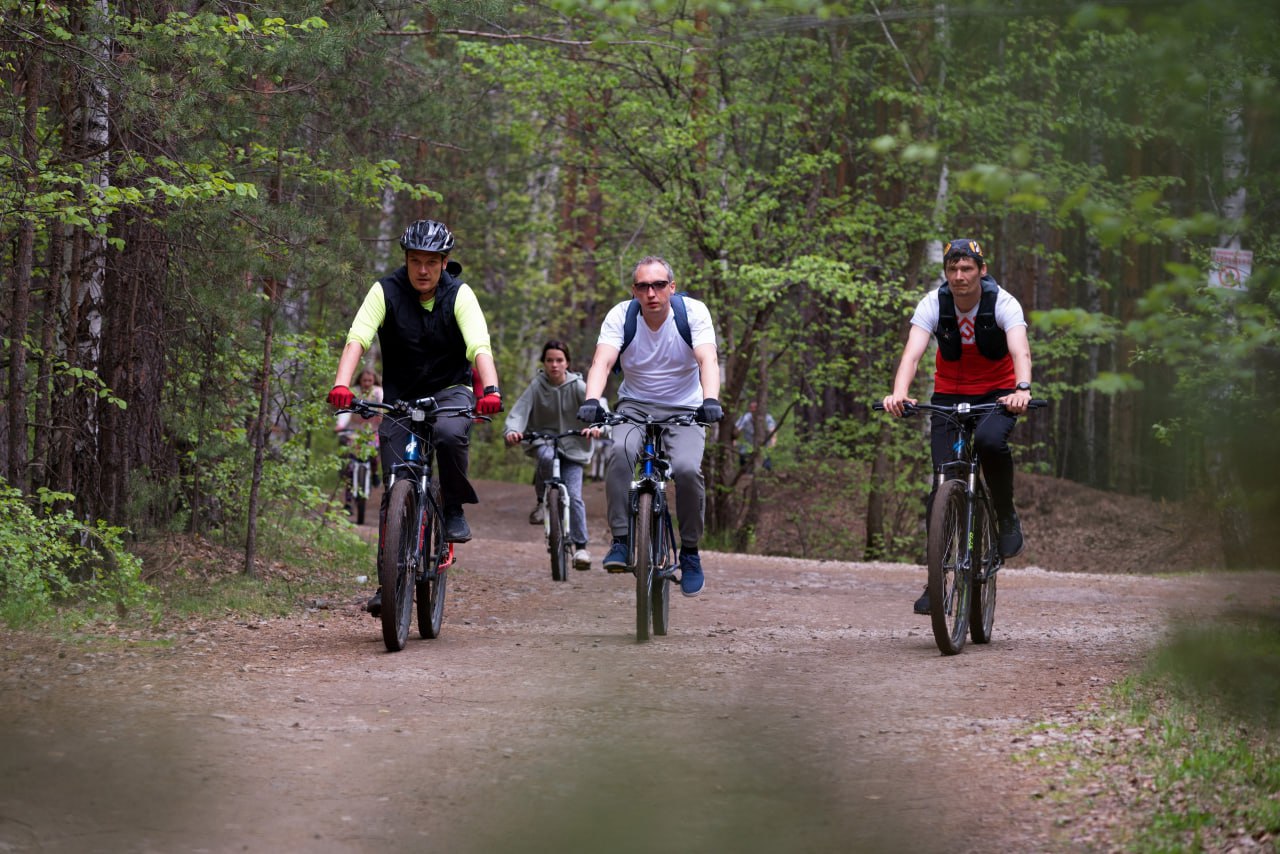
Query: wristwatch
1015,381,1032,392
483,385,501,397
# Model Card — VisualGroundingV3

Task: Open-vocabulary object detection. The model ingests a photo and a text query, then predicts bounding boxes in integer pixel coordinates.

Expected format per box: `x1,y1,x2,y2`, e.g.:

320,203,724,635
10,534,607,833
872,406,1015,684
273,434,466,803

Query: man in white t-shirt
881,238,1033,614
578,256,723,597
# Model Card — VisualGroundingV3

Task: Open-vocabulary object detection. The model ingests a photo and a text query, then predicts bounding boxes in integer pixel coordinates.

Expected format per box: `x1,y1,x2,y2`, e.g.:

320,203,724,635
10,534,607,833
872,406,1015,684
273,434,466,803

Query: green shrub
0,482,153,627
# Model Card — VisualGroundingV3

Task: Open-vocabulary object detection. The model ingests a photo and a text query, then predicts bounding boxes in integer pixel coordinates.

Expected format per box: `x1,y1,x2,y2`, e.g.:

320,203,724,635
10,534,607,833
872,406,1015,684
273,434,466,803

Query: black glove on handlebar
577,398,606,424
695,398,724,423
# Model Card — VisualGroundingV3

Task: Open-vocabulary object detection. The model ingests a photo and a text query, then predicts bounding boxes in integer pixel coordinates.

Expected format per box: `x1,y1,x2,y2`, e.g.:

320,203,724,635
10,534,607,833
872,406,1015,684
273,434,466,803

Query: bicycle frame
384,405,452,579
876,398,1046,655
522,430,580,581
625,421,678,580
339,397,487,651
935,410,997,586
599,408,699,641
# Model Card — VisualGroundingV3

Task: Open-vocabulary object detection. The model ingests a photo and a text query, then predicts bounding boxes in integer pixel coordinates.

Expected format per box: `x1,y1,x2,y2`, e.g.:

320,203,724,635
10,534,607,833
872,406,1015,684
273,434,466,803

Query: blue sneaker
603,539,629,573
679,551,704,597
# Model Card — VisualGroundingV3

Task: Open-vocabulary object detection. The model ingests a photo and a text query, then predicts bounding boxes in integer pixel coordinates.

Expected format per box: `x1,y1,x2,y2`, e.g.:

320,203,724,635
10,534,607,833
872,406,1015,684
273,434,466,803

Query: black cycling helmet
943,238,985,266
399,219,455,255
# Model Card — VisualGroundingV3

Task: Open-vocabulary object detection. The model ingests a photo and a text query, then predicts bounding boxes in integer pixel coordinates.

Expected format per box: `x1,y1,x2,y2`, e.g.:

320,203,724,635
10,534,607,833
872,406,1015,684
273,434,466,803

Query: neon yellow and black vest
377,265,472,403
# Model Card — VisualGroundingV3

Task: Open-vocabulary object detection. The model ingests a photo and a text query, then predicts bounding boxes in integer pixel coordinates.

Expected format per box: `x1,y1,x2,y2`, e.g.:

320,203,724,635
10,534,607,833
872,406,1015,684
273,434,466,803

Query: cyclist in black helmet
327,219,503,616
882,237,1034,615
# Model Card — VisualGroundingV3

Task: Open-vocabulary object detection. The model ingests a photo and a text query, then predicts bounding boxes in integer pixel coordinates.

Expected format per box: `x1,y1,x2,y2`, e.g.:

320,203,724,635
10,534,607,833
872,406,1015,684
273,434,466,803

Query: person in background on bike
881,238,1033,614
327,218,502,582
577,255,723,597
334,369,384,439
503,340,597,571
734,400,777,470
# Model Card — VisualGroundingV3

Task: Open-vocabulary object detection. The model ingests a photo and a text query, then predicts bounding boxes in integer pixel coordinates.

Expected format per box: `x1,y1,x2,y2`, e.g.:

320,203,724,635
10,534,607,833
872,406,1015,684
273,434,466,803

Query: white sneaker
572,548,591,570
528,505,544,525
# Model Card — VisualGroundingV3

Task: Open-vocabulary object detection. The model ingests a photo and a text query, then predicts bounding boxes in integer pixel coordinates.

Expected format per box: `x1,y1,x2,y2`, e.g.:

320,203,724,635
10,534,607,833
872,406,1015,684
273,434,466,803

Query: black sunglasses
632,280,671,292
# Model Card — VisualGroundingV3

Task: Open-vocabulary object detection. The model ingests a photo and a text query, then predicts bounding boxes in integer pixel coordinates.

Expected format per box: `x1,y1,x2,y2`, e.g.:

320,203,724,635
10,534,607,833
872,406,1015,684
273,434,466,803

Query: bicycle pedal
605,565,629,574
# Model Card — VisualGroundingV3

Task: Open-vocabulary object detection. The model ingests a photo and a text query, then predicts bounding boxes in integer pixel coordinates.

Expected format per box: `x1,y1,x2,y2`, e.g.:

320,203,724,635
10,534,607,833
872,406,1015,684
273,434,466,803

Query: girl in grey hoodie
503,340,598,569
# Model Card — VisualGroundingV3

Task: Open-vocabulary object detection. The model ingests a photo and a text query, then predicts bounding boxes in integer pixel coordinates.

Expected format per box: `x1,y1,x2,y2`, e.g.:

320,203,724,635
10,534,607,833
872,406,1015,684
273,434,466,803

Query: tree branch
376,28,688,52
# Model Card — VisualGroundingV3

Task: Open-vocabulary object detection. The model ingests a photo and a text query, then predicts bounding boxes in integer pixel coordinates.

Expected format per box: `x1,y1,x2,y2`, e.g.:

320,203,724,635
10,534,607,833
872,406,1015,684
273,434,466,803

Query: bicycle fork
628,481,677,580
542,454,564,542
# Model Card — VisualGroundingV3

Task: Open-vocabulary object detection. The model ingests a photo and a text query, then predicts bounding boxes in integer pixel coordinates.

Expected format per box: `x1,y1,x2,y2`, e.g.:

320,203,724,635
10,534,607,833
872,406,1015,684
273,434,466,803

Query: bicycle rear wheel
418,479,447,639
634,492,655,642
379,480,417,652
547,486,568,582
970,497,998,644
927,479,971,655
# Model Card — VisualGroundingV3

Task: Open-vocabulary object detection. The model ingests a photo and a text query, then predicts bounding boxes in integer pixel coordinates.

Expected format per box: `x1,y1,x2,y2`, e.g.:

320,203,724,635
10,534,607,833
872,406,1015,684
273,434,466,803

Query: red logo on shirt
958,316,975,343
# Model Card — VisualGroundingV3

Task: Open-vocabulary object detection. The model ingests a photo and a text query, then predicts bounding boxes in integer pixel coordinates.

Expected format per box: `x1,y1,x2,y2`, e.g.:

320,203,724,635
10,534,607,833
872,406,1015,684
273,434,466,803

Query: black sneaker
365,588,382,618
913,586,930,615
998,512,1024,558
444,509,472,543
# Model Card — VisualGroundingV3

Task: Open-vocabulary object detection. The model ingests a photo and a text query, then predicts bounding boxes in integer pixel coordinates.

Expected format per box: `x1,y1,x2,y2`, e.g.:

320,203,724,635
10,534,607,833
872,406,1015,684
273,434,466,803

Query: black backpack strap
619,298,642,357
670,293,692,348
615,294,694,374
935,283,961,361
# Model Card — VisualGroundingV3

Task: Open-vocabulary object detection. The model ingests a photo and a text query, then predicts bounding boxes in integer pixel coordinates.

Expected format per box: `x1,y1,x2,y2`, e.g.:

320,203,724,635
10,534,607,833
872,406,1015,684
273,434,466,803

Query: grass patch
131,519,373,623
1024,610,1280,852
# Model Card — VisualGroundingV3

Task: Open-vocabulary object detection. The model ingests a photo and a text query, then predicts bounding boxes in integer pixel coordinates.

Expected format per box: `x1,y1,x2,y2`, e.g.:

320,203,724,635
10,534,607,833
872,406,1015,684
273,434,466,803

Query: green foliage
0,482,154,627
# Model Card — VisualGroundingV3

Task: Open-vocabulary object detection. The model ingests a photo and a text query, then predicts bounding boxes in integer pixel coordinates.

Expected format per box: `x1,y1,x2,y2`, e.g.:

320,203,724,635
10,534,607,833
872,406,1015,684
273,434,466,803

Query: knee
672,463,703,490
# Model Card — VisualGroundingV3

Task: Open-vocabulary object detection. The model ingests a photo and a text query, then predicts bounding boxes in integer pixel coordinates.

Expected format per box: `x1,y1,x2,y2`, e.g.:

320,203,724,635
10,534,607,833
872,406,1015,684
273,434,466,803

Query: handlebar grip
872,403,885,411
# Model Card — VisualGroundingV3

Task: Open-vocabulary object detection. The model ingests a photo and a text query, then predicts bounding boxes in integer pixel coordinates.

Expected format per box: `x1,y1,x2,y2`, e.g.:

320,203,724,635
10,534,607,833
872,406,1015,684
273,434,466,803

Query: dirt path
1,479,1272,853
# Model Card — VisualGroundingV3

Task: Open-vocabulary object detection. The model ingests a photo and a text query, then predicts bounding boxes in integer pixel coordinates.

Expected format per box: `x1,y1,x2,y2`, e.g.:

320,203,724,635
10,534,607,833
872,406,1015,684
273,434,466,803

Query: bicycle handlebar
591,410,704,429
873,399,1049,416
520,429,588,443
339,397,492,423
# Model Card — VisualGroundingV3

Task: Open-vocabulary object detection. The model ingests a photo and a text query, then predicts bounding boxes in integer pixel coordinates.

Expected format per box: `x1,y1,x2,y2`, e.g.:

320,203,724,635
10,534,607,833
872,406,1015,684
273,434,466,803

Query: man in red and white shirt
882,238,1033,613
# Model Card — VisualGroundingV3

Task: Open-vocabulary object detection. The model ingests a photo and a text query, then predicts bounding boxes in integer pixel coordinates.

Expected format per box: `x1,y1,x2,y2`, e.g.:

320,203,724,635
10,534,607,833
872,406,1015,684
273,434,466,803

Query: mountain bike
594,409,702,642
875,399,1047,655
340,430,378,525
521,430,585,582
340,397,488,652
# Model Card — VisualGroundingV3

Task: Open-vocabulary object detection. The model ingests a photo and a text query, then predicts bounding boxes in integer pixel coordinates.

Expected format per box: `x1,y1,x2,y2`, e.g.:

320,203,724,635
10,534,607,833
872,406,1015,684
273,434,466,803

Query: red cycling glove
327,385,354,409
475,388,503,416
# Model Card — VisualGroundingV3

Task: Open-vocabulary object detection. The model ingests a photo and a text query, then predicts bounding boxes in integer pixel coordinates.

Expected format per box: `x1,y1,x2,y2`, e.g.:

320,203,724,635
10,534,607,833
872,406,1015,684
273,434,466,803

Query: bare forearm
333,341,365,388
695,344,720,400
584,345,617,400
473,352,499,390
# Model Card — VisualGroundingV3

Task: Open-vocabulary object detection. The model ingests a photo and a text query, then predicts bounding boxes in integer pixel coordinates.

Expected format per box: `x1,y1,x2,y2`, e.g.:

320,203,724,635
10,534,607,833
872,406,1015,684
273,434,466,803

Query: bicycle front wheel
418,479,447,639
547,486,568,582
927,479,971,655
380,480,418,652
634,492,655,642
651,507,671,636
970,497,998,644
